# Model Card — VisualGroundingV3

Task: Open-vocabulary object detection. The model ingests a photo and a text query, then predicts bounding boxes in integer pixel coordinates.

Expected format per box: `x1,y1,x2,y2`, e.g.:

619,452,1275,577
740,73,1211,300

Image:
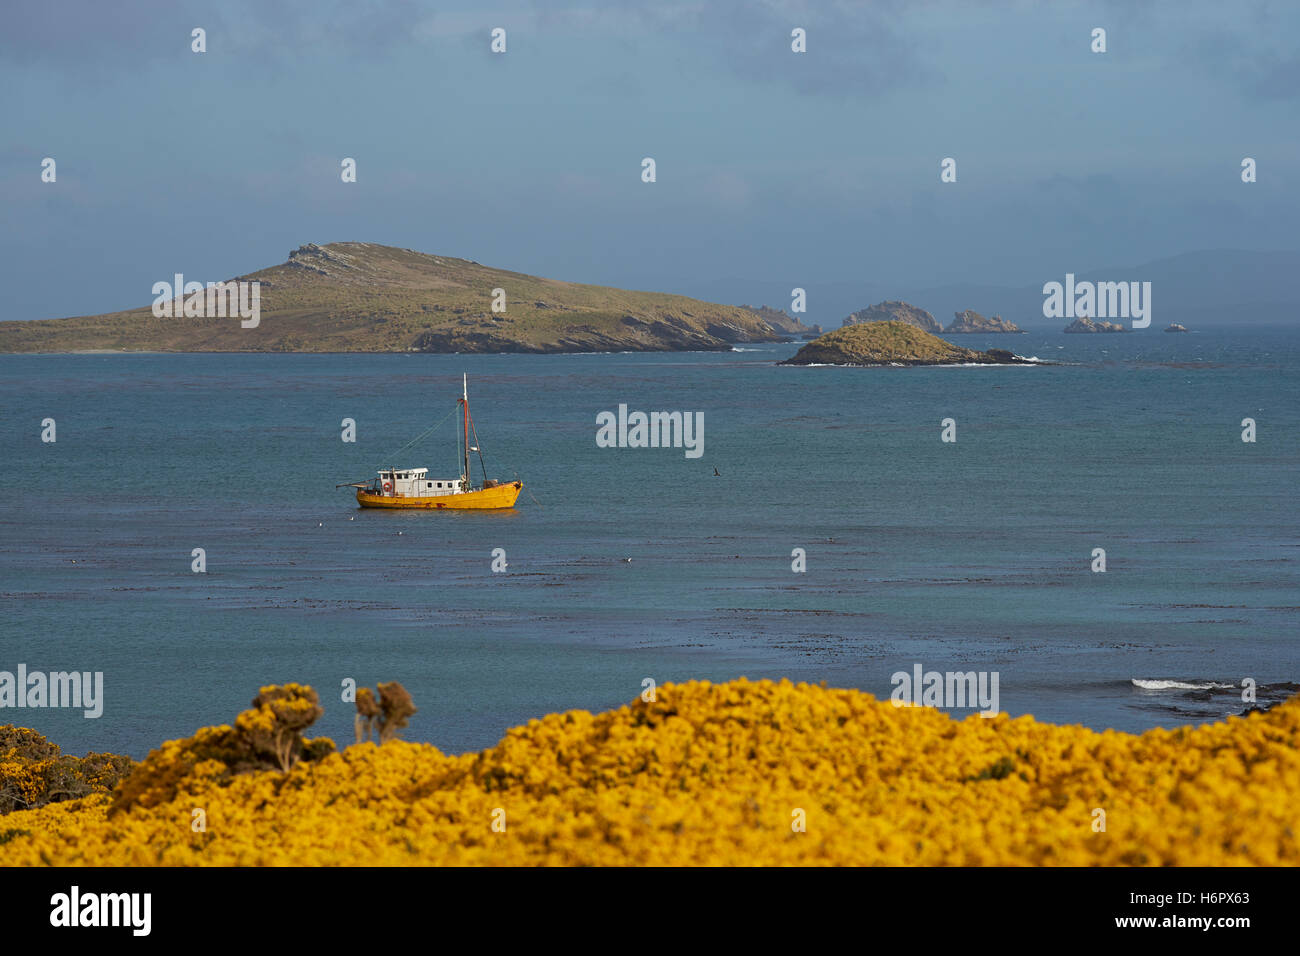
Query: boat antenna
468,408,489,483
460,374,471,488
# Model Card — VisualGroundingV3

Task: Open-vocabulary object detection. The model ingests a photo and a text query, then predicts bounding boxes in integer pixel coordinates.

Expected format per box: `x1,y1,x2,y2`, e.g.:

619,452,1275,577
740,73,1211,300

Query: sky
2,0,1298,321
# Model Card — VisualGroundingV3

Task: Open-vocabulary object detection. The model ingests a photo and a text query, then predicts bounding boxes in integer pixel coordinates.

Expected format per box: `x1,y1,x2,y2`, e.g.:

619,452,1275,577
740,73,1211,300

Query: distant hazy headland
0,243,801,354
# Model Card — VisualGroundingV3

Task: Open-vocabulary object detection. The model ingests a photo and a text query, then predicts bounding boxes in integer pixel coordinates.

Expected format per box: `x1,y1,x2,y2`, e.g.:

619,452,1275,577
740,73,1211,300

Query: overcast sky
3,0,1297,320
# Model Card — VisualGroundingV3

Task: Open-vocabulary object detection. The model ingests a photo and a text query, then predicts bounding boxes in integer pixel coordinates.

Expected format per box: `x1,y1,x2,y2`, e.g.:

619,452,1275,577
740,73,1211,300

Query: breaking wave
1131,679,1237,691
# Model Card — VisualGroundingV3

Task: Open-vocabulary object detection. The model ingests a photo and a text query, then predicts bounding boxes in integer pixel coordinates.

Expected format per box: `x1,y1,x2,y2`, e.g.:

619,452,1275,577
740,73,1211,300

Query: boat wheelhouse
369,468,463,498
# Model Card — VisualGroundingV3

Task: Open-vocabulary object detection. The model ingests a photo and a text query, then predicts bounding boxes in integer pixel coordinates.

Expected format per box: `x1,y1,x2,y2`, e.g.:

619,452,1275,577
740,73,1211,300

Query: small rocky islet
779,320,1039,366
841,300,943,333
840,302,1025,335
1063,316,1128,333
945,310,1025,333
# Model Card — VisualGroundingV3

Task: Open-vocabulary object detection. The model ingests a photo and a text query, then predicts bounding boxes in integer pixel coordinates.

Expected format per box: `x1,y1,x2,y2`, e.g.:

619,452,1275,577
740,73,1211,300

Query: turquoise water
1,328,1297,758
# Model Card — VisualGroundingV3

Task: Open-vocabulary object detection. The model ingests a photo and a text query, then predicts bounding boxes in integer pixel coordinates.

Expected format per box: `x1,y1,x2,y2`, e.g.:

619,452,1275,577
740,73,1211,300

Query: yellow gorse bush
1,678,1297,866
0,725,134,816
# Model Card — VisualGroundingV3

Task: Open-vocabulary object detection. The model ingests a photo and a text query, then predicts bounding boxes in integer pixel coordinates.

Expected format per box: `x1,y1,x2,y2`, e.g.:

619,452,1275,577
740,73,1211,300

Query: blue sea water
1,326,1297,759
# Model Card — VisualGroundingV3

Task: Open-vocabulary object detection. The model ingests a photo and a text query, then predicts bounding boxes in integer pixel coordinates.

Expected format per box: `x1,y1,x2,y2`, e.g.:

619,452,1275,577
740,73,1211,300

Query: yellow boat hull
356,482,522,510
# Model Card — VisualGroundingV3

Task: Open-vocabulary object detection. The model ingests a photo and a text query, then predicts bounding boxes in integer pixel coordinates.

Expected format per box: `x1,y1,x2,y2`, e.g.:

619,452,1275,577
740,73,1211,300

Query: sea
2,326,1297,759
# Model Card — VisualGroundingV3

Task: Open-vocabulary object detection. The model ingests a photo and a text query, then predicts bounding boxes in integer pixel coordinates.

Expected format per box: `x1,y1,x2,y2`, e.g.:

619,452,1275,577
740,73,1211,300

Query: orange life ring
382,481,392,492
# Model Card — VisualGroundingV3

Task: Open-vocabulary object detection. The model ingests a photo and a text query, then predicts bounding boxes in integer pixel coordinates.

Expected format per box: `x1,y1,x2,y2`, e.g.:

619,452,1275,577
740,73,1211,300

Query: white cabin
376,468,464,497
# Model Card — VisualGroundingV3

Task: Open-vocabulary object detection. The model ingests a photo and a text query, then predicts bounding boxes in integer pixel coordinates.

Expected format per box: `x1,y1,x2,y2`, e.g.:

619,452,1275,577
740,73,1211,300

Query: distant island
1164,323,1189,333
945,310,1025,334
841,300,942,334
779,320,1039,366
1063,317,1128,333
0,242,788,354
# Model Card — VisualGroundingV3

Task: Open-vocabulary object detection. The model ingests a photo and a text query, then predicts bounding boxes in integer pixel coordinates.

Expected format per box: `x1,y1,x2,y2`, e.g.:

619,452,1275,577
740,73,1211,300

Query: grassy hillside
0,243,783,353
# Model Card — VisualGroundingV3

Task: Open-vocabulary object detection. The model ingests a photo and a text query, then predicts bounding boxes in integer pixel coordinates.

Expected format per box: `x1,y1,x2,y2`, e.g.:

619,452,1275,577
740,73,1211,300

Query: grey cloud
1099,0,1300,103
0,0,424,69
526,0,937,97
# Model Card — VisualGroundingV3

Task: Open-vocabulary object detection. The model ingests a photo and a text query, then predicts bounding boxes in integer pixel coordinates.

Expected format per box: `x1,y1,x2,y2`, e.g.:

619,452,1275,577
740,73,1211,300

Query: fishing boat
339,375,522,510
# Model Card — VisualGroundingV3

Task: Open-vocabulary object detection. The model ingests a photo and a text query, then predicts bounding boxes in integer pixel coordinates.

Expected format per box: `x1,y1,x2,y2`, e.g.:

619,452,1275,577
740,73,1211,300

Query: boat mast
460,374,470,490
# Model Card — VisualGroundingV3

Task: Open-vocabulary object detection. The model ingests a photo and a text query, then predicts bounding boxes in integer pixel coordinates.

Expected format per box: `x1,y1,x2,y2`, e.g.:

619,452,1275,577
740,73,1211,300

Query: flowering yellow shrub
0,726,134,815
1,679,1297,866
104,683,333,818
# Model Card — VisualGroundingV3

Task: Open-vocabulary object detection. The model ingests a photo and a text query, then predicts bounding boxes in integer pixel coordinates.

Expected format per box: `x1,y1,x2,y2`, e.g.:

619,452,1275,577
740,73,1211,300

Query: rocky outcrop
780,321,1039,366
286,242,361,277
1063,317,1127,333
945,310,1024,334
1164,323,1189,332
842,301,941,334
